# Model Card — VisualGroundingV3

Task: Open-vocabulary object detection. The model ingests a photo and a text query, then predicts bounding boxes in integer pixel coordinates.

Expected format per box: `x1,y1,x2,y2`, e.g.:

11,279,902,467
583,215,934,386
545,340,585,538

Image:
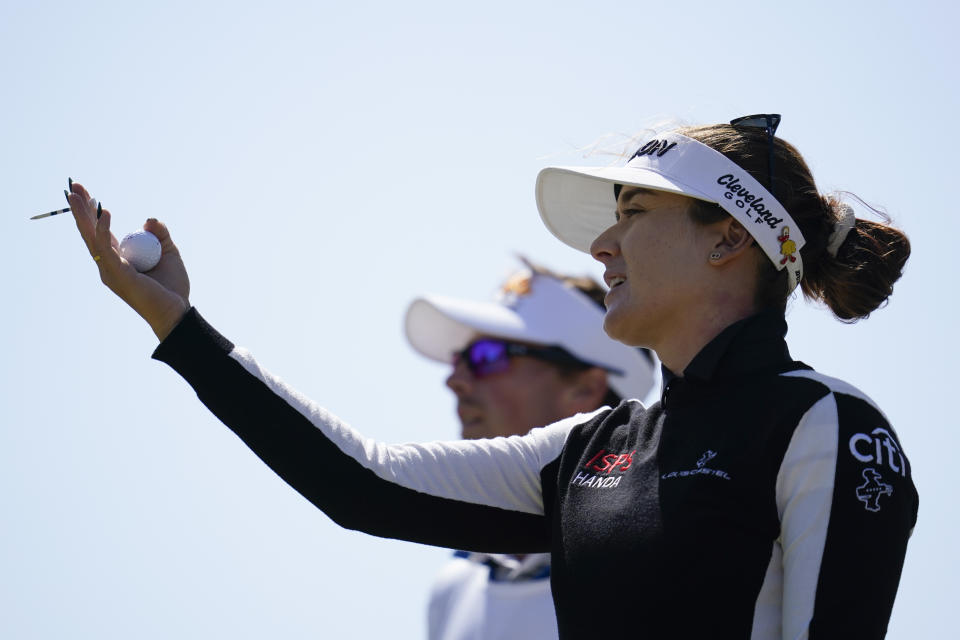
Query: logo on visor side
716,175,784,230
778,227,797,265
856,468,893,512
630,139,678,159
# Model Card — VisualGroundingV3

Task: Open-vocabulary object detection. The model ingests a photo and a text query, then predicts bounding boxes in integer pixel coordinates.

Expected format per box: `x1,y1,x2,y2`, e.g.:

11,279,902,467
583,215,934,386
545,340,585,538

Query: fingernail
64,189,71,205
68,177,73,192
97,202,102,220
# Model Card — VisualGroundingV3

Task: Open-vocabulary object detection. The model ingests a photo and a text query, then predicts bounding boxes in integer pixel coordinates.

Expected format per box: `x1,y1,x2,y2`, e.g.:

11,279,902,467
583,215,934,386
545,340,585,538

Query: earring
709,251,722,261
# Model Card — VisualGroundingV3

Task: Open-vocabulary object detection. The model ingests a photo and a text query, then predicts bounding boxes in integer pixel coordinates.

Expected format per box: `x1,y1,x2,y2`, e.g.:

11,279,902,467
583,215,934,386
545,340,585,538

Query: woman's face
590,187,716,349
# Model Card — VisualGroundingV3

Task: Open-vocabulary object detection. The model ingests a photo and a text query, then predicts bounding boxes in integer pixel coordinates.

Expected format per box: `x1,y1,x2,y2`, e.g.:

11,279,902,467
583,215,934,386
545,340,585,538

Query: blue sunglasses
455,338,623,378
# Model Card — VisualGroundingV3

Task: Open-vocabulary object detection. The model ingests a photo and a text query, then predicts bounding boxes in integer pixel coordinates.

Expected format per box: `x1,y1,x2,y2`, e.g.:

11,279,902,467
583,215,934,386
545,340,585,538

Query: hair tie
826,204,856,257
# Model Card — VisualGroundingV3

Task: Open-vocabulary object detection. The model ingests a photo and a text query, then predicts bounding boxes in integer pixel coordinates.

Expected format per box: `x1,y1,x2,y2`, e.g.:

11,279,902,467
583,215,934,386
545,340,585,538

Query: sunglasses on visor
454,338,624,378
729,113,781,193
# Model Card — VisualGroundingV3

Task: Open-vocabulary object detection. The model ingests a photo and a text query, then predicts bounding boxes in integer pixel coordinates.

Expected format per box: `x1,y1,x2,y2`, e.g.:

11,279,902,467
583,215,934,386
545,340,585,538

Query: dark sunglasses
729,113,781,193
454,338,623,378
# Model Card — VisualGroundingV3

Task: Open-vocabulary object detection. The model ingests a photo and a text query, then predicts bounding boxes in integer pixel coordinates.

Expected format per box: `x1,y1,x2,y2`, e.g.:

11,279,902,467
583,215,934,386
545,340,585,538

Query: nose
590,222,620,265
446,358,474,395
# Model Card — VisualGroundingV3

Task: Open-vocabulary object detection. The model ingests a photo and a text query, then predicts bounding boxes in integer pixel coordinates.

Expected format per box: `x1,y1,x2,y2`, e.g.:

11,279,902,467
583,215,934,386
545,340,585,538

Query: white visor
536,132,805,292
404,271,656,401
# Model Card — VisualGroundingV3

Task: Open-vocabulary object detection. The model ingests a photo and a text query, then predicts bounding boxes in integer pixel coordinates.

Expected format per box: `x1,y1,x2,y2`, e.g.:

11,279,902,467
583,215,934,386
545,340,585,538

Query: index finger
67,182,99,257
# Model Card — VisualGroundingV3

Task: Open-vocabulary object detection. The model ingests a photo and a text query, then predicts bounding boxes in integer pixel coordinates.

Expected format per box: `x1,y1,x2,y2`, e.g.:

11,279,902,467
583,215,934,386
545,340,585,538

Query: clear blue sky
2,1,956,637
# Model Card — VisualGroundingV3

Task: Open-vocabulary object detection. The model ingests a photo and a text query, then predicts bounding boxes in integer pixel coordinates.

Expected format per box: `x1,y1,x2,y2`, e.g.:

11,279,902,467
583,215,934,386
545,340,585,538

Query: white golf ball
119,230,162,272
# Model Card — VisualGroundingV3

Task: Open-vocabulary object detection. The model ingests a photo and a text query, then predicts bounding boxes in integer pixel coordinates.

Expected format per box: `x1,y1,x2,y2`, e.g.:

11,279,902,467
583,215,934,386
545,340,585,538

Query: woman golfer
67,114,917,638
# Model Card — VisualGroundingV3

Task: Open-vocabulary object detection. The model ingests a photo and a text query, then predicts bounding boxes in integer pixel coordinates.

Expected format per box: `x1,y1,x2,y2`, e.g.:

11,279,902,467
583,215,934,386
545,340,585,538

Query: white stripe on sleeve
228,347,594,515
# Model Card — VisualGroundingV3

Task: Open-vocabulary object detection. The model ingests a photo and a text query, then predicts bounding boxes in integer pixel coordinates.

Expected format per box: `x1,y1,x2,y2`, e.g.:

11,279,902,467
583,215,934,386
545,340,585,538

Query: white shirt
427,553,558,640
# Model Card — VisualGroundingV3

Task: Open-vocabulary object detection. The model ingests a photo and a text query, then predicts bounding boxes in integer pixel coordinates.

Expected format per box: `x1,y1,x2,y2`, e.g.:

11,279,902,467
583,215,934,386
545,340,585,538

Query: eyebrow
618,186,660,202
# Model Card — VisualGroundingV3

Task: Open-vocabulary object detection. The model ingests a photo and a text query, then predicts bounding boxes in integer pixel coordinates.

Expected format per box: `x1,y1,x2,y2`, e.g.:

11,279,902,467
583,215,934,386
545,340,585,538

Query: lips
604,271,626,288
603,272,627,309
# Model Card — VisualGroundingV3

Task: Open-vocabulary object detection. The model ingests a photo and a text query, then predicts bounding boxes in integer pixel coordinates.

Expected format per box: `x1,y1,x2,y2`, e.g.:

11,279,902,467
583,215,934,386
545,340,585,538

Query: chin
603,306,648,348
602,308,632,344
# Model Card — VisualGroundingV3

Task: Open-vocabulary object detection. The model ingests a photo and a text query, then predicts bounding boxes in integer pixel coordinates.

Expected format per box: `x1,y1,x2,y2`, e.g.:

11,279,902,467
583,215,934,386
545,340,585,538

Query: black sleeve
152,308,566,553
775,384,918,639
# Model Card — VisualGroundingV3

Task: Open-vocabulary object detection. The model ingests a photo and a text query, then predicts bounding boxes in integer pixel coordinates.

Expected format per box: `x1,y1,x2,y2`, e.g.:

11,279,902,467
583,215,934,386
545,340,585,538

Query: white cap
536,132,806,292
404,269,656,400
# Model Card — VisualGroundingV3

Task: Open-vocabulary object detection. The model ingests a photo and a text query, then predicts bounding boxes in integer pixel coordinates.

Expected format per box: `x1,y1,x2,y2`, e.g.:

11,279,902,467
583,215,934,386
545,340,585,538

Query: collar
660,311,794,405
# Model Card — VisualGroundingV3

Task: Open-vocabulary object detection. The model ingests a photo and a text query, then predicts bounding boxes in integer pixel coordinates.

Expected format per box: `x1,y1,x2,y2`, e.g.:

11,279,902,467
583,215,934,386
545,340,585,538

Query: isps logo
584,449,634,474
571,449,635,489
849,428,908,477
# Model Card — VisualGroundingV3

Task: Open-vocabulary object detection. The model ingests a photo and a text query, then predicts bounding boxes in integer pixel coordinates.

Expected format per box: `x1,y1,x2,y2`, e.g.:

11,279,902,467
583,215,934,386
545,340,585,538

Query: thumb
143,218,180,255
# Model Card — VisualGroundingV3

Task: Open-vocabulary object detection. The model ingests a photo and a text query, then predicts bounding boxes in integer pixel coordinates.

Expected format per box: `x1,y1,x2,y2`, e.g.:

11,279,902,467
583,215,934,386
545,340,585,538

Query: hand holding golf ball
65,180,191,340
119,230,162,272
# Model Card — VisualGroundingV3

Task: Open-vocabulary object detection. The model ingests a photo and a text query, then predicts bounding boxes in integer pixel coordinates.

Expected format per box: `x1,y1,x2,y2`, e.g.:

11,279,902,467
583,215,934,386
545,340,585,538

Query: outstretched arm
66,182,570,552
152,308,574,552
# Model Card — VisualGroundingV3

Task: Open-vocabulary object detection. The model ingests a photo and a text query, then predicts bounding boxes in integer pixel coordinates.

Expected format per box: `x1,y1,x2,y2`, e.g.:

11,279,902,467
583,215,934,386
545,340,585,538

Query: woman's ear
708,217,754,265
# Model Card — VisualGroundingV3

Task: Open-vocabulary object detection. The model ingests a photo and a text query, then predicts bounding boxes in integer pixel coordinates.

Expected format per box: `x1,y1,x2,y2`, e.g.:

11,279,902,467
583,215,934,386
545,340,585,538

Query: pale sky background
2,1,956,638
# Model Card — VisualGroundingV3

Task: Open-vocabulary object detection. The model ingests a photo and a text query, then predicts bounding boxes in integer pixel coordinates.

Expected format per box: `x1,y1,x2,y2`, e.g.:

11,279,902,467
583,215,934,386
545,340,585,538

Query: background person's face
445,340,586,439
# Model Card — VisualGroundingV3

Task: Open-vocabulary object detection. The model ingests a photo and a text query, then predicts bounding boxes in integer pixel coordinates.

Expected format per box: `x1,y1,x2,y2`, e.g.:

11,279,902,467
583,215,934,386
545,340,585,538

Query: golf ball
119,230,162,272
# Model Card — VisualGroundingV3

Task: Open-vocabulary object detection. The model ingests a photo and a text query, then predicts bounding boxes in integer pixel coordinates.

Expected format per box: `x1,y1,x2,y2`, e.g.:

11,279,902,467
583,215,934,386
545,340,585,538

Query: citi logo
849,428,907,477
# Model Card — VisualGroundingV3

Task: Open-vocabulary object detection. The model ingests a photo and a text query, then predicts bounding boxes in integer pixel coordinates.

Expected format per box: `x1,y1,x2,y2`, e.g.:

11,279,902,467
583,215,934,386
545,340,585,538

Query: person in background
404,260,655,639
